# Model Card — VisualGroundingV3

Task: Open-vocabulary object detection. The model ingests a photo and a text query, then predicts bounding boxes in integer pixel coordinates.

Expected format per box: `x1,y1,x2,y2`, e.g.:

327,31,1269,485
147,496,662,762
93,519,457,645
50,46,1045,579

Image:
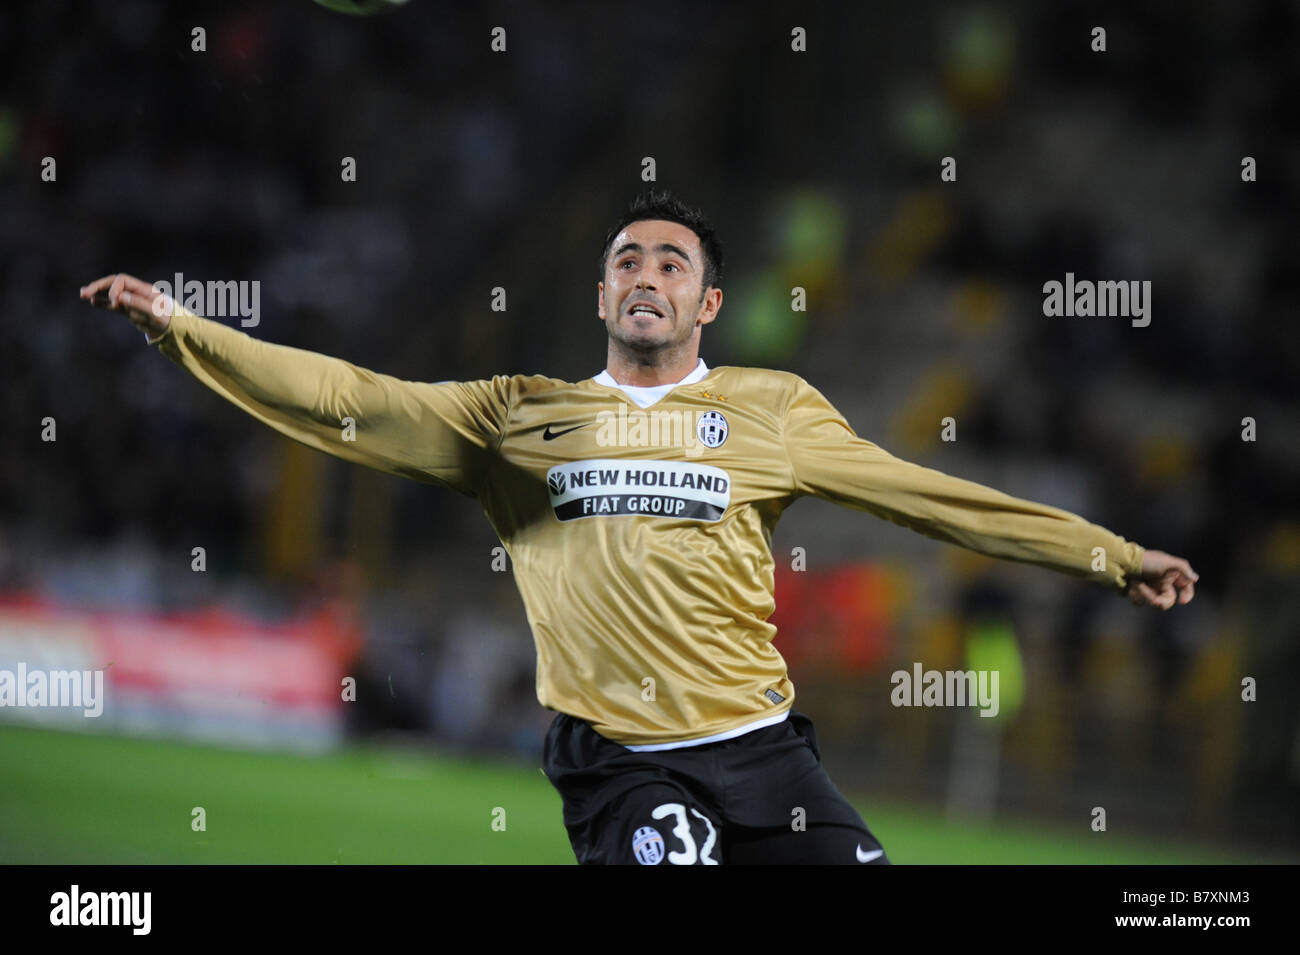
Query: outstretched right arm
81,273,512,496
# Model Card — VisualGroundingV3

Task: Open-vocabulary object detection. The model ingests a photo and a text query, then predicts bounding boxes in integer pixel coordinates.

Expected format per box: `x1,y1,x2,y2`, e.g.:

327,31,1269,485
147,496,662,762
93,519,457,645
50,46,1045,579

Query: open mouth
627,302,666,318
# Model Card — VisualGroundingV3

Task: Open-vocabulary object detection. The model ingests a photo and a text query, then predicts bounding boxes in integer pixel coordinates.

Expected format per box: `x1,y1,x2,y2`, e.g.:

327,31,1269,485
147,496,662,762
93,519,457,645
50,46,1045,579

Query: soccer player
81,190,1197,865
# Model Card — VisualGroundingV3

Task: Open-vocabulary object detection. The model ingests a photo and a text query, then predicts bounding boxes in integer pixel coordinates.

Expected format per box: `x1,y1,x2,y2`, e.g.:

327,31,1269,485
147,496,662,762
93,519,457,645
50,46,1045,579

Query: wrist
139,294,176,343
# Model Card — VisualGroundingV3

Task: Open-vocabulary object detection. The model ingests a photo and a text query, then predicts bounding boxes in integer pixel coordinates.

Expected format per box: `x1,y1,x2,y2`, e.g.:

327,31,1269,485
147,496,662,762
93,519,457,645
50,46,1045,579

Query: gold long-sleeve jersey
154,306,1145,746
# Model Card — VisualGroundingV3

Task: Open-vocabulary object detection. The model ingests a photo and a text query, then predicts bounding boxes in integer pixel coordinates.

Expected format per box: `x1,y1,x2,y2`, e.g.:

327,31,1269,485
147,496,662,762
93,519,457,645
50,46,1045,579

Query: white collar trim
593,359,710,409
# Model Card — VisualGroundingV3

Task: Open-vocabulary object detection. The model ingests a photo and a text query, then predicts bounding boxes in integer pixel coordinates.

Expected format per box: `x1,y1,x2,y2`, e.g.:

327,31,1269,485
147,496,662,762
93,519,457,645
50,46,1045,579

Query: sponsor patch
546,459,731,523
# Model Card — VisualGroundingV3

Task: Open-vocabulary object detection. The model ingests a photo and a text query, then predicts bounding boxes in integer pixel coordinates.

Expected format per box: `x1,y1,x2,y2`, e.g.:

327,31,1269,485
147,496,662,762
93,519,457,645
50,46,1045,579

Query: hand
1126,549,1198,609
79,273,175,339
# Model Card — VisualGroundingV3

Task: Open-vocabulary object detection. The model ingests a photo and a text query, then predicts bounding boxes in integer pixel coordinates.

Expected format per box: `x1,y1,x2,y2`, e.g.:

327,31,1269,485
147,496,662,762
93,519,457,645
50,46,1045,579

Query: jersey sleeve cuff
1116,540,1145,592
144,301,198,345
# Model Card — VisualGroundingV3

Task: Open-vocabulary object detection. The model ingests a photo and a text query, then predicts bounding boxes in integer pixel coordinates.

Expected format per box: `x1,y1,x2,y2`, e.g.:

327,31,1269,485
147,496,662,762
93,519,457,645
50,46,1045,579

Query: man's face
598,219,721,353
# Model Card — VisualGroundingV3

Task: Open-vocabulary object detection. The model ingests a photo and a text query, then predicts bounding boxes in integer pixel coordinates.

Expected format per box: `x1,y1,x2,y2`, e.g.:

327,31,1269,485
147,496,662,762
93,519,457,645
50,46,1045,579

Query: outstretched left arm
782,375,1197,607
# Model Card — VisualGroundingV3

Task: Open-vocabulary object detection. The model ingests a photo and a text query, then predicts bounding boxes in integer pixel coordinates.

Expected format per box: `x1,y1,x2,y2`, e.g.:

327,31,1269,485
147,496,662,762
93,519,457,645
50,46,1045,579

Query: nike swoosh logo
542,423,586,441
856,846,883,863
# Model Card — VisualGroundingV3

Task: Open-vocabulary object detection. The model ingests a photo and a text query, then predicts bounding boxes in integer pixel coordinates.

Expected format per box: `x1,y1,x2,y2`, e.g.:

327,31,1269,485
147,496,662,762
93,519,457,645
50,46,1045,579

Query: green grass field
0,724,1281,864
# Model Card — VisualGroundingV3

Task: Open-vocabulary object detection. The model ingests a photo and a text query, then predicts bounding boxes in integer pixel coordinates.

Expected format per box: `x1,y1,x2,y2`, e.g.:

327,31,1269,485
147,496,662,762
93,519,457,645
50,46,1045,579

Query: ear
597,281,606,322
695,286,723,327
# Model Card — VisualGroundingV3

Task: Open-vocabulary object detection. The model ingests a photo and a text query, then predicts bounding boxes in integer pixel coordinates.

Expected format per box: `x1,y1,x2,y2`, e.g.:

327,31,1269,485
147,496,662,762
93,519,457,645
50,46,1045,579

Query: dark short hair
599,189,724,297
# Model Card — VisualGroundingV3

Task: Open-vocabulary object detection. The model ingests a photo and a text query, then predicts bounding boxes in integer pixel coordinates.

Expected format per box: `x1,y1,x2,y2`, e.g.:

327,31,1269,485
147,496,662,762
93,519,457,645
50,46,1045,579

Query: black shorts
542,710,890,865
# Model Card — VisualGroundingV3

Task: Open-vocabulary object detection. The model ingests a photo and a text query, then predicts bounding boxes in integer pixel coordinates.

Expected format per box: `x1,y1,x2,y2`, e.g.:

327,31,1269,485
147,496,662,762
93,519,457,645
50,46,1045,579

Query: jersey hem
617,710,791,752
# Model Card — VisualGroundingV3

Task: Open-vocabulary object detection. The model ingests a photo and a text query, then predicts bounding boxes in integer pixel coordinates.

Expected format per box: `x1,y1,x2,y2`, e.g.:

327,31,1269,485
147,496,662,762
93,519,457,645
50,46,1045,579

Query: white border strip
622,710,790,752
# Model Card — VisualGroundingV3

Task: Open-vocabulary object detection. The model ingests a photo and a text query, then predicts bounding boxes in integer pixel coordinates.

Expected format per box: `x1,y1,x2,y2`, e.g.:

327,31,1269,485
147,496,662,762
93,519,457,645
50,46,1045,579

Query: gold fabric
156,307,1144,745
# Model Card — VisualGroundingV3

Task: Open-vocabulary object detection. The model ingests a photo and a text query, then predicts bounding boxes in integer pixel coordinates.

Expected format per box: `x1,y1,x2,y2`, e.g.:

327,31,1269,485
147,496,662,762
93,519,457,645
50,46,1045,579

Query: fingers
1133,550,1200,611
79,274,119,300
80,274,121,310
1129,573,1195,609
1130,581,1165,608
1171,557,1199,583
79,274,161,310
109,274,127,310
80,273,177,334
1140,549,1200,584
80,274,133,307
1158,568,1197,607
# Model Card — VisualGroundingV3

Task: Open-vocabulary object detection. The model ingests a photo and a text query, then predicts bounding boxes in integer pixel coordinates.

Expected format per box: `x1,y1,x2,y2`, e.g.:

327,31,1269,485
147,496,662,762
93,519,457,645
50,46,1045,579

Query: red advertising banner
0,595,362,751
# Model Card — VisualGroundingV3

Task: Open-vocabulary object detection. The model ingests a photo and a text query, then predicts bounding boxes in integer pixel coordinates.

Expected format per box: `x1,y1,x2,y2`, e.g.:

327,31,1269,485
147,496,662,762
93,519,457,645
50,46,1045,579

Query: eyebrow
613,242,694,268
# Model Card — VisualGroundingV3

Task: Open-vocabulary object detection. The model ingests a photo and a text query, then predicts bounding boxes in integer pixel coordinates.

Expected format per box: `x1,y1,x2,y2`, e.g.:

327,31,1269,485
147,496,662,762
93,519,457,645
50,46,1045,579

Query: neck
604,342,701,387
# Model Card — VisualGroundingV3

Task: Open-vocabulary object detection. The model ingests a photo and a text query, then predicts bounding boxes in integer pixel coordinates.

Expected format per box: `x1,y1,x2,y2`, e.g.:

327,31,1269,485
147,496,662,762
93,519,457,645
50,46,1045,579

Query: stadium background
1,1,1297,863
